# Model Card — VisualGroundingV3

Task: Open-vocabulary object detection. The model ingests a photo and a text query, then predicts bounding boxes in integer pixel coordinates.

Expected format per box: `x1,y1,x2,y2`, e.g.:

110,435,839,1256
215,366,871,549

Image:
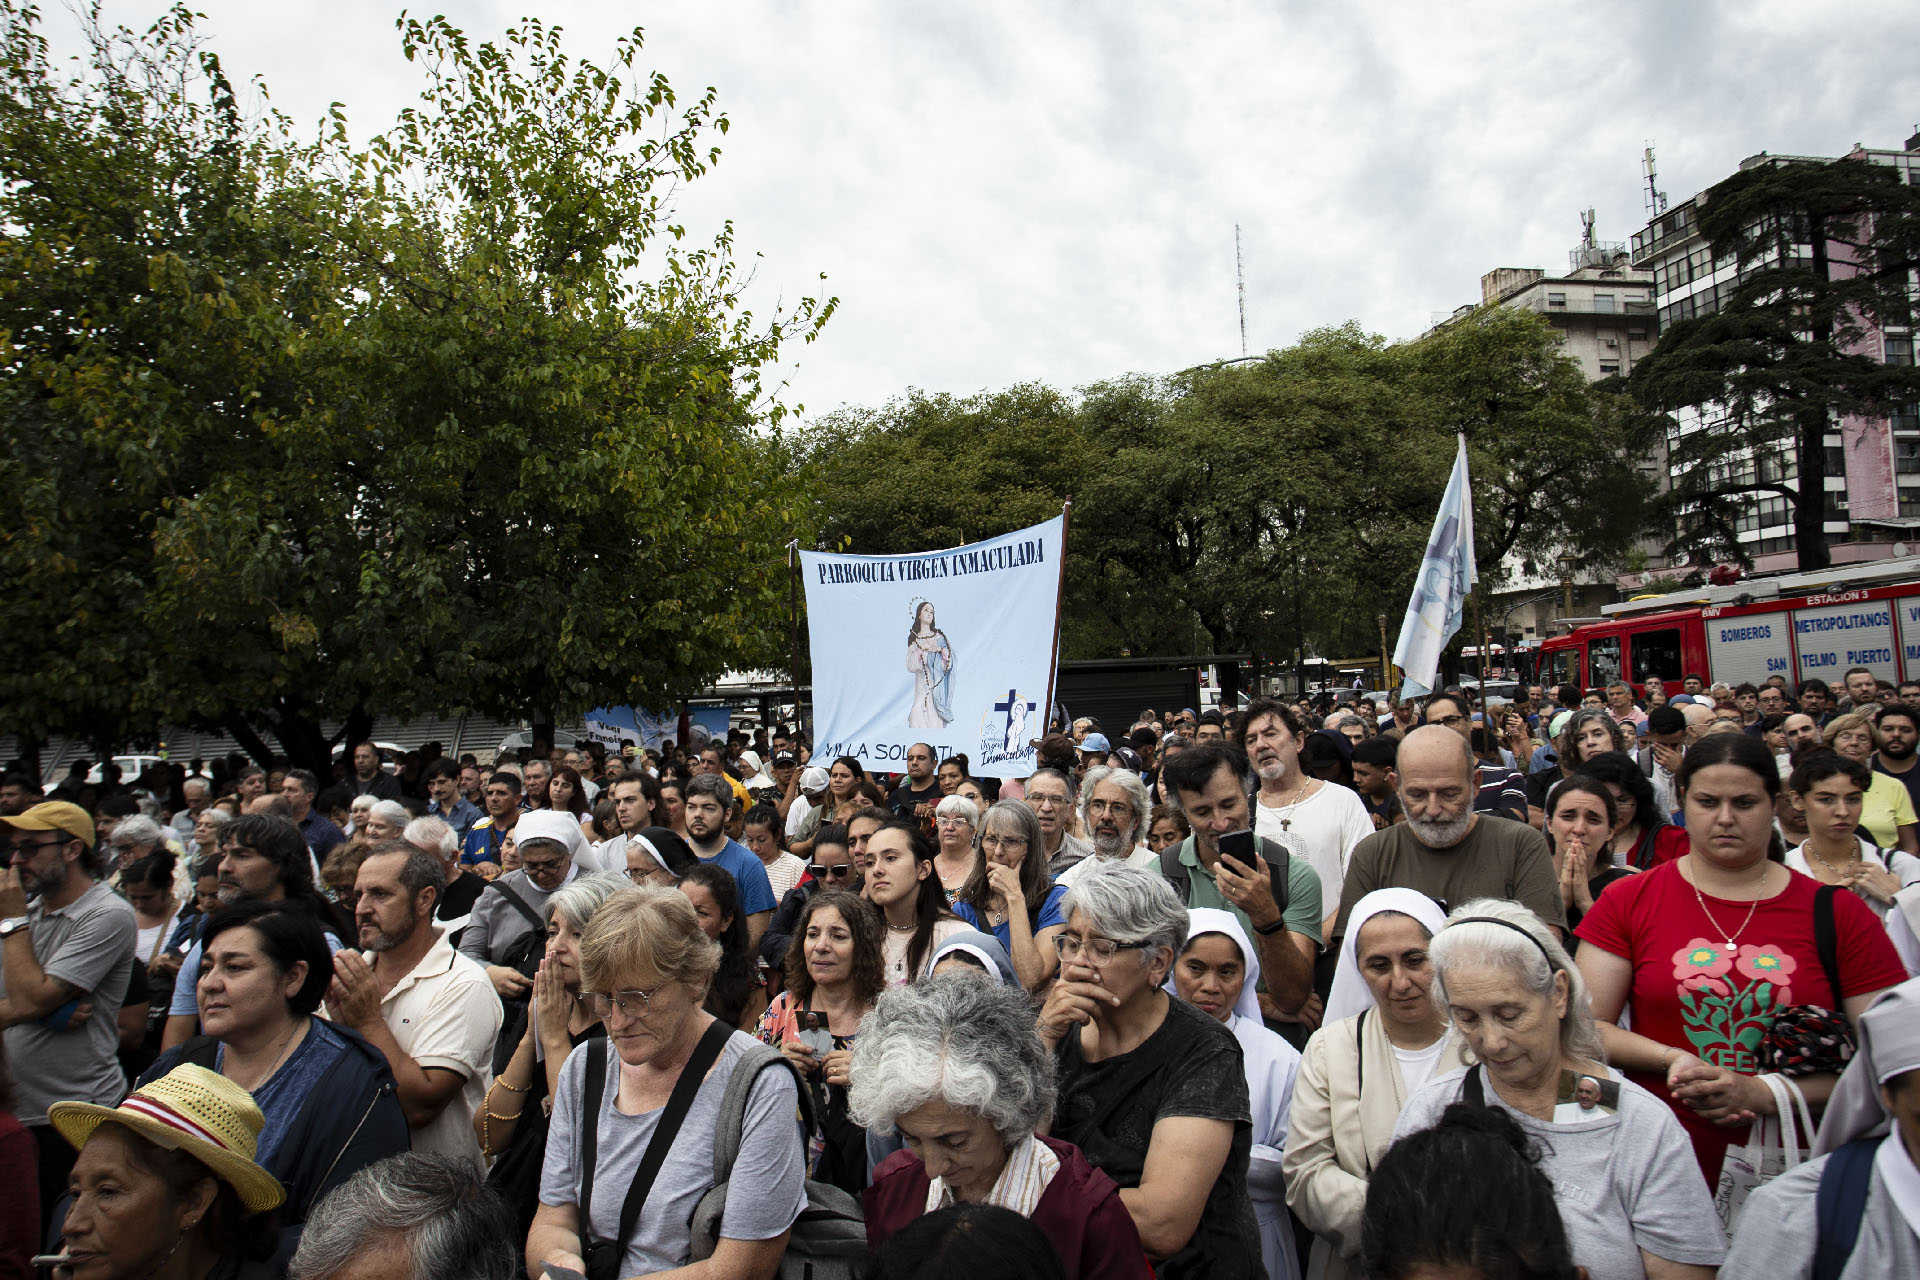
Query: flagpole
1041,499,1072,734
787,539,804,738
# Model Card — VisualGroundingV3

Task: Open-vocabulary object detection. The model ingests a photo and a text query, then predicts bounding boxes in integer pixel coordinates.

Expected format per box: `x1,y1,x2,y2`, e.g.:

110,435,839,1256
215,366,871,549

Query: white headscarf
514,809,594,871
1815,976,1920,1154
1324,888,1450,1023
1162,907,1263,1023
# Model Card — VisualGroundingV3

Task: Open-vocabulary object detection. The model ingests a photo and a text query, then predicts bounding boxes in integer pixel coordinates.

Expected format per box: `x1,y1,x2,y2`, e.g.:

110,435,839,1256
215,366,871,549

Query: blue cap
1080,733,1111,753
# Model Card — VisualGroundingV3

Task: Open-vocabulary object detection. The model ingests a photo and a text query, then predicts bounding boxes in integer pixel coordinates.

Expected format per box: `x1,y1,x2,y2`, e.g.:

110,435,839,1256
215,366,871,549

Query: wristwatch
0,916,29,939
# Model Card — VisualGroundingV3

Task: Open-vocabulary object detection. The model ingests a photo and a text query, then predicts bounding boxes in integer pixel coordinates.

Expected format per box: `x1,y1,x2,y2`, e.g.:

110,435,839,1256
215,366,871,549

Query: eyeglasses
980,835,1028,851
4,837,64,857
521,859,567,876
1084,799,1132,817
1052,934,1143,965
808,862,854,879
933,815,972,827
579,987,665,1019
622,866,664,884
1429,714,1468,728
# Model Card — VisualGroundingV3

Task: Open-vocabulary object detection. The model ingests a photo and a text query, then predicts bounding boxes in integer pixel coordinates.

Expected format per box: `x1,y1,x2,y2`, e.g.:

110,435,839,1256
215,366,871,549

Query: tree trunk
263,696,334,776
223,718,278,770
340,706,374,759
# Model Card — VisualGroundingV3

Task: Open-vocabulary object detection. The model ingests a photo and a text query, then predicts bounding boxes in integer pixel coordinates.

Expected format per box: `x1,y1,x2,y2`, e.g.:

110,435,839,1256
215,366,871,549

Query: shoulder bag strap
1353,1009,1375,1175
1813,884,1844,1010
579,1038,607,1226
1353,1009,1369,1099
613,1019,734,1255
491,879,543,930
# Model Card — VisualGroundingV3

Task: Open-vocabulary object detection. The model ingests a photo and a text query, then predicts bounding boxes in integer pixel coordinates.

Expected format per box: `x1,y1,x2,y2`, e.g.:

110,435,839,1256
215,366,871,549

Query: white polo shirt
369,928,502,1166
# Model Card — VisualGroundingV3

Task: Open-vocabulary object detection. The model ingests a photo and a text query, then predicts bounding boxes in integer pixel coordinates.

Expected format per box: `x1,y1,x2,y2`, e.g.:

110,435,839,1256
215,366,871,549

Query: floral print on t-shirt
1670,937,1798,1073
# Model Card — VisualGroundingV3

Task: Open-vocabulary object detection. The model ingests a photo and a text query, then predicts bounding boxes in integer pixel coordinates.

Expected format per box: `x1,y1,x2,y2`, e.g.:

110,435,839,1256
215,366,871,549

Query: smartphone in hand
1216,828,1257,870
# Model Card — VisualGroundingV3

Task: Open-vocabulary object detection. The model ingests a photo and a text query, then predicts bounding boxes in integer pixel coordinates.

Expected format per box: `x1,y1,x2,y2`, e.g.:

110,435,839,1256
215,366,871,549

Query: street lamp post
1558,552,1579,617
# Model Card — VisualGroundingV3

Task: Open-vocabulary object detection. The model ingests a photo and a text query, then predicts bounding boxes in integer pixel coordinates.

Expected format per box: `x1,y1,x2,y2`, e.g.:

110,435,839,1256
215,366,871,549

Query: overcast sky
68,1,1920,422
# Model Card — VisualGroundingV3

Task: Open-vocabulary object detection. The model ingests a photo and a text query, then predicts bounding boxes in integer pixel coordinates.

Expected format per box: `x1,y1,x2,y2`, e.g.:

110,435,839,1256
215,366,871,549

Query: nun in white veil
1165,907,1303,1280
1282,888,1462,1280
1721,977,1920,1278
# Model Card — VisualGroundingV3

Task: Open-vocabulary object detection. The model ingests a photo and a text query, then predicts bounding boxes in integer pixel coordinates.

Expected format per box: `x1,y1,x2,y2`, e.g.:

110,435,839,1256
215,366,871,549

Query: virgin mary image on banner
906,599,954,728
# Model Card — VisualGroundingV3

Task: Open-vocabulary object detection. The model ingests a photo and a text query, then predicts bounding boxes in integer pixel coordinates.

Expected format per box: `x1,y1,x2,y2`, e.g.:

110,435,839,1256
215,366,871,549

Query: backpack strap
1814,884,1844,1009
1257,833,1291,916
708,1040,818,1184
1158,844,1192,901
1813,1137,1881,1280
489,879,543,931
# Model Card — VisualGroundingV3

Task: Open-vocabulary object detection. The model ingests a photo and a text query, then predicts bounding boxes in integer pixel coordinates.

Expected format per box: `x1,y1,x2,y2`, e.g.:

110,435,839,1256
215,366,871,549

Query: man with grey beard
1055,765,1157,887
1331,726,1564,947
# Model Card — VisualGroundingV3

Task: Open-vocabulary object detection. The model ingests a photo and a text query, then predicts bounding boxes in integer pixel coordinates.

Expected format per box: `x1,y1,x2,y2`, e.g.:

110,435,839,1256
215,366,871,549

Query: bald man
1333,726,1565,942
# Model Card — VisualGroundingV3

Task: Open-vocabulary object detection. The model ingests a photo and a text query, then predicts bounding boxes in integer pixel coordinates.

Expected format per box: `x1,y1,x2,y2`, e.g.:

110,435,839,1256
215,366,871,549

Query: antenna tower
1235,224,1248,358
1642,144,1669,215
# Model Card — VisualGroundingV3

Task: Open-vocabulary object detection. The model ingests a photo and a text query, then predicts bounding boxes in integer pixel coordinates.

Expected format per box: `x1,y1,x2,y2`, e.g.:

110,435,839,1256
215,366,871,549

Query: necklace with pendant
1266,777,1311,831
1690,863,1768,952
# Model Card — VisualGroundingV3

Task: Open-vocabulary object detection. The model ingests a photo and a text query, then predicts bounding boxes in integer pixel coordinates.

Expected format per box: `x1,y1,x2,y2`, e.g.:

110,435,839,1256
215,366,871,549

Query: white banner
801,516,1066,779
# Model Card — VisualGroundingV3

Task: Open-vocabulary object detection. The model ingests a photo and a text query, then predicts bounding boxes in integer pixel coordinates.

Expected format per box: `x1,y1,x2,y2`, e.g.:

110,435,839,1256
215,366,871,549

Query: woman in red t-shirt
1574,733,1907,1185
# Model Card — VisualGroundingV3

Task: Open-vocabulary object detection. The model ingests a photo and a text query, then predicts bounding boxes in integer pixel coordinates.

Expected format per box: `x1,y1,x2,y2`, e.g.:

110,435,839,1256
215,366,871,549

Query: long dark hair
550,766,591,819
874,817,960,980
678,863,757,1027
1572,752,1662,834
783,890,885,1010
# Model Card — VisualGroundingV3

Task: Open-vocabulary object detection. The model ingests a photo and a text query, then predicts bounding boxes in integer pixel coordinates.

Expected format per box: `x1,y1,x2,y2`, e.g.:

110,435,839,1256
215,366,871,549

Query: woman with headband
1392,899,1725,1280
1284,889,1461,1280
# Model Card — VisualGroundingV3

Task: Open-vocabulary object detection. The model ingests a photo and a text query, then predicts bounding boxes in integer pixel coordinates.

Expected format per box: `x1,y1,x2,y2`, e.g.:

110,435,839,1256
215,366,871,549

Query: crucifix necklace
1265,777,1311,830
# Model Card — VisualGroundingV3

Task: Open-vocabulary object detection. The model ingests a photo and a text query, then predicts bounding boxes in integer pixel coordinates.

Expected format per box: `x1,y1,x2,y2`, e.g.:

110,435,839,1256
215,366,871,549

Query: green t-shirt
1152,834,1324,948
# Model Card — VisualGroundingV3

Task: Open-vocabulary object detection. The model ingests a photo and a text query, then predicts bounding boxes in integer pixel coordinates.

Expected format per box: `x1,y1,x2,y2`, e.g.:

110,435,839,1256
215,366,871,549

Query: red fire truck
1537,557,1920,695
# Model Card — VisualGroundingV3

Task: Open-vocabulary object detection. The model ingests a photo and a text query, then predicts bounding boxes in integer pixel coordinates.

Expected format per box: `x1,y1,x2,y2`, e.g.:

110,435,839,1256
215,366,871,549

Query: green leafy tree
1630,157,1920,571
803,314,1649,672
0,3,830,768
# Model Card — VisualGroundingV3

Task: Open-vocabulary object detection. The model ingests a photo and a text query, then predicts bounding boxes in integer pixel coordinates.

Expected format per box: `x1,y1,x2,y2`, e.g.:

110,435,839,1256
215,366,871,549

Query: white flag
1392,435,1477,699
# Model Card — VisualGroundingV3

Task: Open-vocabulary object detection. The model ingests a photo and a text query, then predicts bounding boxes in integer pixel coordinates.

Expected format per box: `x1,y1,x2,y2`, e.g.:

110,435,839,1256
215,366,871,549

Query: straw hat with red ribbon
49,1063,286,1213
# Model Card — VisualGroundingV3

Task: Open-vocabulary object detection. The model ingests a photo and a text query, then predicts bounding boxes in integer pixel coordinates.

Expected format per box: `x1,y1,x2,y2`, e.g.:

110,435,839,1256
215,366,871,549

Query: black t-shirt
437,871,487,921
887,782,939,816
1053,996,1262,1277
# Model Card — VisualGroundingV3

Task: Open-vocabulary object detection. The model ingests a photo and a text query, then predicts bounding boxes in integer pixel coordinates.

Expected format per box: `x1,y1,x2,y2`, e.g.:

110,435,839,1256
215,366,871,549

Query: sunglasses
808,862,854,880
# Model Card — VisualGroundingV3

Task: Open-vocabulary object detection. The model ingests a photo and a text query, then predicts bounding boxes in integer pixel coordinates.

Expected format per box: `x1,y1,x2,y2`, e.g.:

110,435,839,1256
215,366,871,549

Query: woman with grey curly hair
850,973,1149,1278
1391,898,1725,1280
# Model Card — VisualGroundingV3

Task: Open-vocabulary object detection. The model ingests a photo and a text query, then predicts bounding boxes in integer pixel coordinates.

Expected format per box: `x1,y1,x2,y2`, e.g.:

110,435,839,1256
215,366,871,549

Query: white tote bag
1713,1072,1814,1236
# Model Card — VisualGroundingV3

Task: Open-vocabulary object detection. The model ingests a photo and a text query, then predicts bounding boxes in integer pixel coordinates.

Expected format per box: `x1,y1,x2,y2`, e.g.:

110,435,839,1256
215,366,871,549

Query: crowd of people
4,674,1920,1279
